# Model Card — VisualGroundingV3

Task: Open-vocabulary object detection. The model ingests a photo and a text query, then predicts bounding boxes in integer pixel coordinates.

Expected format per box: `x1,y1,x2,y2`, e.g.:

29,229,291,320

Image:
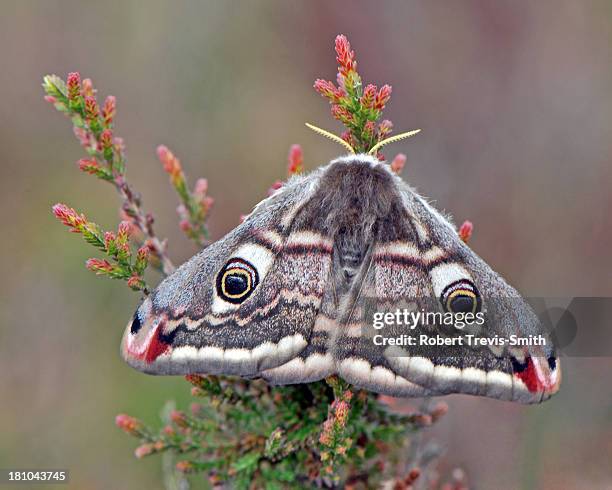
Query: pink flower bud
179,219,192,232
127,276,144,290
115,413,143,435
100,129,113,150
66,72,81,101
194,178,208,196
117,221,131,241
335,34,357,77
77,158,101,175
313,79,342,103
84,96,99,120
119,211,140,236
374,84,392,111
287,144,303,175
134,443,155,459
44,95,57,104
360,84,377,109
390,153,407,174
86,258,114,274
102,96,116,127
52,203,87,232
331,105,353,125
81,78,95,97
156,145,183,183
136,246,149,262
104,231,116,250
458,220,473,243
378,119,393,138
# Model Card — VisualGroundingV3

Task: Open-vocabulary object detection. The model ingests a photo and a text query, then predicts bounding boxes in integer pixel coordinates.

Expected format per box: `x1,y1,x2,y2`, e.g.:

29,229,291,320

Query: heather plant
45,35,468,489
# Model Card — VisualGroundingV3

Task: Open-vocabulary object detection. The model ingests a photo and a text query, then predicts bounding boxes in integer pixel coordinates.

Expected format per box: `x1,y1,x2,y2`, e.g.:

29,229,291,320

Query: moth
122,126,561,404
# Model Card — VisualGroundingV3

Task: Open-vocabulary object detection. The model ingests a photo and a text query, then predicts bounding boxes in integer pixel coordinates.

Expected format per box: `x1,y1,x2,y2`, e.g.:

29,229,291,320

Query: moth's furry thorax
295,156,404,268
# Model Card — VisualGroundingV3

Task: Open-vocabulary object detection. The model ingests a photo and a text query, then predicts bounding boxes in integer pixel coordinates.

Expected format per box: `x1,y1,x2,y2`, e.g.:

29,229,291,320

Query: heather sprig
52,204,150,292
157,145,213,246
115,374,444,488
43,73,175,276
318,377,354,480
314,35,395,155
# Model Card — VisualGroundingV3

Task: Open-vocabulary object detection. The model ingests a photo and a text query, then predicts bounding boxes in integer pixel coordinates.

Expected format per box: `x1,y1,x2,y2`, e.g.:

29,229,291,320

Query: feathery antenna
305,123,355,154
368,129,421,155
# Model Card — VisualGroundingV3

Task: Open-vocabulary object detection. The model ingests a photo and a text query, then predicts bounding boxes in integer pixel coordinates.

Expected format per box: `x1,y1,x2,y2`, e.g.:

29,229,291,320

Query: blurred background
1,1,611,488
